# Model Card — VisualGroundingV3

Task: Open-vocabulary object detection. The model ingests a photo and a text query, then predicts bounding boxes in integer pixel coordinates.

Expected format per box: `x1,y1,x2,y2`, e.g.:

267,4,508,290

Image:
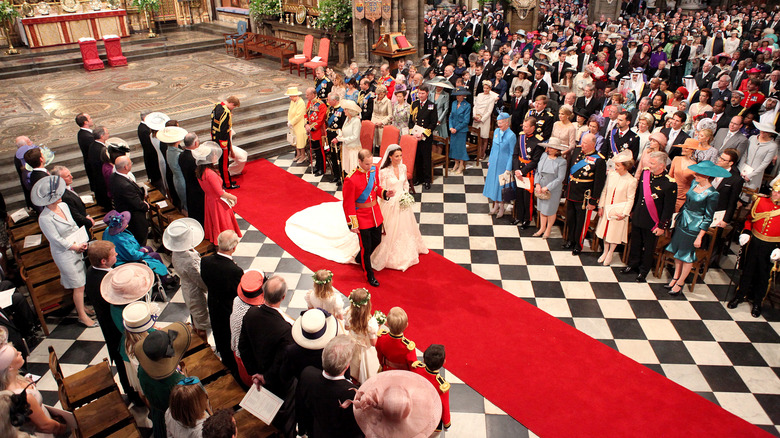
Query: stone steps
1,96,293,210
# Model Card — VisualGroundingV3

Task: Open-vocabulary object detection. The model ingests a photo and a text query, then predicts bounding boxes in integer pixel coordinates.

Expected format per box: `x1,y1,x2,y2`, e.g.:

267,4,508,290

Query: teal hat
497,112,511,121
687,160,731,178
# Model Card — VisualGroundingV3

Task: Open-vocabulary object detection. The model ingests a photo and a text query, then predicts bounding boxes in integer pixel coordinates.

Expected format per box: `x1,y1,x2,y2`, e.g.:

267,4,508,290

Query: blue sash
570,153,600,175
328,108,341,125
609,128,618,155
315,79,327,94
356,167,376,204
519,134,528,160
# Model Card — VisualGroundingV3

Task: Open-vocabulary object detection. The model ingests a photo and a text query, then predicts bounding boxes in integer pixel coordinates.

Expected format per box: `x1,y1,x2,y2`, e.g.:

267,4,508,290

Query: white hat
284,86,302,96
613,149,633,163
122,301,156,333
143,112,170,131
539,137,568,151
292,309,338,350
754,121,778,135
156,126,188,143
163,218,205,252
193,141,223,165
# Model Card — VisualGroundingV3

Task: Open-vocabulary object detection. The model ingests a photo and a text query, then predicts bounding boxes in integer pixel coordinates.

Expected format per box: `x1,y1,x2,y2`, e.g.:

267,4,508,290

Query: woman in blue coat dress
449,87,472,174
483,112,517,218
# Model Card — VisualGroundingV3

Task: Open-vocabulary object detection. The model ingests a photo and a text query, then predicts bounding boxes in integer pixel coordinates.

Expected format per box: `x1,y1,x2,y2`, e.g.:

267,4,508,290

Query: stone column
588,0,621,21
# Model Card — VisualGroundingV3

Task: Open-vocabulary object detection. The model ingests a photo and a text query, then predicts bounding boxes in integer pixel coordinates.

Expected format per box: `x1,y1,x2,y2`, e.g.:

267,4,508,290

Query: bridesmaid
449,87,472,174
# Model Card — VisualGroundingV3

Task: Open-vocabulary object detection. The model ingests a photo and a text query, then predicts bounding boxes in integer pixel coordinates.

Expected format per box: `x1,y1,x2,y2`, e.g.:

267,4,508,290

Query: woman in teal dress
664,161,729,295
483,112,517,218
102,211,168,277
449,87,472,175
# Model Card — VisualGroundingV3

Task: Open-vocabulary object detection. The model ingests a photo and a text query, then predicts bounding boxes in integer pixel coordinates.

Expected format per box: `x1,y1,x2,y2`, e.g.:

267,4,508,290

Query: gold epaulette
666,174,675,183
378,327,389,336
347,168,358,178
411,360,424,369
402,337,416,351
436,374,450,393
535,134,543,140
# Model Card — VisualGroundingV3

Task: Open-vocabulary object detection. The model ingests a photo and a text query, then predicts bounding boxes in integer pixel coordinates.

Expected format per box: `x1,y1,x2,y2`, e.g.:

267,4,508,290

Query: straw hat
292,309,338,350
134,322,190,379
194,141,223,165
237,270,265,306
163,218,204,252
156,126,188,143
674,138,706,151
284,86,302,96
31,176,66,207
122,301,156,333
539,137,568,151
103,210,131,236
143,112,170,131
340,100,361,115
100,263,155,305
687,160,732,178
613,149,633,163
353,371,442,438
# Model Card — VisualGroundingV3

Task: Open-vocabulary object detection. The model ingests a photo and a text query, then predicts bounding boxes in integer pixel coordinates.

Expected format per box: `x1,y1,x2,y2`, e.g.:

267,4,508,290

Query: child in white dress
344,288,380,384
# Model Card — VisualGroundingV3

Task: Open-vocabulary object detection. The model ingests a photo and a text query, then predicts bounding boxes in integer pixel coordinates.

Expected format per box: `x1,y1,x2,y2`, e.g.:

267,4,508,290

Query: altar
18,9,129,48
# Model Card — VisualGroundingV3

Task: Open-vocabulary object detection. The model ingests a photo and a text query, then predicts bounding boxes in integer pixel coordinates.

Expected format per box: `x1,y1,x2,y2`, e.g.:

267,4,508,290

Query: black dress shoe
511,218,521,225
727,296,744,309
620,266,635,275
423,182,431,190
367,275,380,287
751,303,762,318
226,183,240,190
518,221,530,230
572,248,581,256
412,179,421,186
562,241,574,250
314,170,324,177
635,273,647,283
336,181,342,189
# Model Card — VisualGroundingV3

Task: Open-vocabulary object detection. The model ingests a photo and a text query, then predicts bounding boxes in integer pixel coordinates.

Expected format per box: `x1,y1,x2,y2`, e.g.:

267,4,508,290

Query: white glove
739,234,751,247
772,249,780,262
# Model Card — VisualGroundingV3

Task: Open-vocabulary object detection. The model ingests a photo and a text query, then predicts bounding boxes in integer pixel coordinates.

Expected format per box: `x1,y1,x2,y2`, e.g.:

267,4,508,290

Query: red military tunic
741,91,765,111
745,195,780,241
342,165,387,230
375,328,417,371
378,74,396,96
306,98,327,142
412,361,451,431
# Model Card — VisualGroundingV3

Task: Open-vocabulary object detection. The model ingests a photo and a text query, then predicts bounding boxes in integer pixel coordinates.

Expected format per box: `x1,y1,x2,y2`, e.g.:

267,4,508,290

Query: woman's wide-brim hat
426,77,454,89
539,137,568,151
134,321,191,380
353,371,442,438
451,86,471,97
649,132,668,146
194,141,223,165
31,175,66,207
613,149,633,163
103,210,131,235
143,112,170,131
122,301,156,334
156,126,188,144
674,138,706,150
237,270,265,306
340,100,361,115
284,86,302,96
291,308,338,350
687,160,732,178
100,263,155,305
106,137,130,153
163,218,204,252
754,121,778,135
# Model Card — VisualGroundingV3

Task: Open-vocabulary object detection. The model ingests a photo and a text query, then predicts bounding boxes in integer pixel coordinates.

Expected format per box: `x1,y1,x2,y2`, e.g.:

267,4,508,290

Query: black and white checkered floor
28,152,780,437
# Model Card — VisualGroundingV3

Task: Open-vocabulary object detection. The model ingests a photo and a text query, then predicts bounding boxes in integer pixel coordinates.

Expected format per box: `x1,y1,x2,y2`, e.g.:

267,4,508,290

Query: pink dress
371,164,428,271
198,168,241,243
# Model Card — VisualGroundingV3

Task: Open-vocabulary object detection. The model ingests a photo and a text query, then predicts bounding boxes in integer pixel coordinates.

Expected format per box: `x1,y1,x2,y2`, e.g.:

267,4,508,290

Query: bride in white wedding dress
284,144,427,271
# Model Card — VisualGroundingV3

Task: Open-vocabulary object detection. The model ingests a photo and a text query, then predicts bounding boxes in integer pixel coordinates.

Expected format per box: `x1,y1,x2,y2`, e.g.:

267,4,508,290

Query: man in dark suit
84,241,141,404
730,61,747,89
202,230,244,380
179,133,205,225
88,126,112,209
14,136,36,210
24,147,49,197
607,50,630,84
468,65,486,97
109,156,149,245
296,336,362,438
508,86,529,135
483,29,501,55
669,38,690,87
574,84,602,118
409,86,438,189
239,276,295,437
710,148,745,266
51,166,94,231
660,111,690,159
76,113,95,192
529,68,549,101
577,44,594,72
601,111,640,160
713,116,750,157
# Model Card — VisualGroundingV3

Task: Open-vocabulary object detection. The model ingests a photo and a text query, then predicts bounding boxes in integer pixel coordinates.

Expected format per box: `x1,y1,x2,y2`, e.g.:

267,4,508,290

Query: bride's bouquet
399,192,415,210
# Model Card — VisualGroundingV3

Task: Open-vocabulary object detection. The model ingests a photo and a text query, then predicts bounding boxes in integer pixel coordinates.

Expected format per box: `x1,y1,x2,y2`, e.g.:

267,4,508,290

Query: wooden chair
399,135,418,191
379,125,401,159
466,126,480,158
654,227,718,291
224,21,249,57
21,268,70,335
431,134,450,179
73,390,135,438
289,34,313,76
303,37,330,78
360,120,375,151
49,346,116,409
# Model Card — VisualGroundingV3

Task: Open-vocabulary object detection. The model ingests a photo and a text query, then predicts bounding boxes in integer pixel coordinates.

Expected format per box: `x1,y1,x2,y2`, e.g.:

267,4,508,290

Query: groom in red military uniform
343,150,395,286
210,96,240,189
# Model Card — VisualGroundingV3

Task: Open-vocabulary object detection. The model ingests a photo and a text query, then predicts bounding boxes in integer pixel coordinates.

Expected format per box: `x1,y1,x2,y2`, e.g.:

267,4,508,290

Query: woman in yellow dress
286,87,307,164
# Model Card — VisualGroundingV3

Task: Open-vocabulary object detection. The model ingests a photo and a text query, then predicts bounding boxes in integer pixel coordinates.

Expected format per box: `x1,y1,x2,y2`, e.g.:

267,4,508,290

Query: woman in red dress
194,142,241,243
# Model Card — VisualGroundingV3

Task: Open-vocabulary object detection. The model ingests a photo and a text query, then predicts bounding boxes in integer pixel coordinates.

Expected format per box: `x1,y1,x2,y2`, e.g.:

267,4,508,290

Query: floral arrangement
0,1,19,24
131,0,160,12
373,310,386,326
399,192,415,210
249,0,281,20
316,0,351,33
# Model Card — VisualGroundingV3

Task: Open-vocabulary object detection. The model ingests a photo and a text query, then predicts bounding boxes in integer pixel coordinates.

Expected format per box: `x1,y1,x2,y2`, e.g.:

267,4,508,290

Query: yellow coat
288,98,307,149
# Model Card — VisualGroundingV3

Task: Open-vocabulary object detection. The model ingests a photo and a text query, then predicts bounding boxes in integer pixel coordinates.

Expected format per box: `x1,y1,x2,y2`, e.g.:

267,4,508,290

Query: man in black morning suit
239,276,296,438
202,229,244,381
575,84,602,118
409,86,438,190
76,113,95,193
564,133,606,255
179,133,205,225
622,151,676,282
509,86,529,135
52,166,94,232
711,148,745,264
88,126,112,210
110,156,149,246
601,111,641,160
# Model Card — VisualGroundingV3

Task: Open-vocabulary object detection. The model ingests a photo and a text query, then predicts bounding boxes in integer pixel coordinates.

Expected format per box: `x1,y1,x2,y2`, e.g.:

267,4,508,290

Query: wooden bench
181,346,228,384
21,267,70,335
49,347,117,410
73,390,136,438
243,33,297,70
234,409,281,438
204,374,246,411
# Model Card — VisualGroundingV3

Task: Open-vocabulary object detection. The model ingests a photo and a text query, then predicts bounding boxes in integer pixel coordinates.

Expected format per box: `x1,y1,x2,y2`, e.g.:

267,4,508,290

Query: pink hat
100,263,155,305
237,270,265,306
352,371,441,438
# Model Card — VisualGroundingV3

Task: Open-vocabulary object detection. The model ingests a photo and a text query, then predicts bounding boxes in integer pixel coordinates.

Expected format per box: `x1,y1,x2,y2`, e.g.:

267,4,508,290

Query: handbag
287,129,296,146
535,185,551,200
502,182,517,202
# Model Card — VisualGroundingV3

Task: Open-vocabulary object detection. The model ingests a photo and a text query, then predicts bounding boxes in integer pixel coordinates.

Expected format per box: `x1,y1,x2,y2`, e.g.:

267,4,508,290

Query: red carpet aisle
233,159,770,438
